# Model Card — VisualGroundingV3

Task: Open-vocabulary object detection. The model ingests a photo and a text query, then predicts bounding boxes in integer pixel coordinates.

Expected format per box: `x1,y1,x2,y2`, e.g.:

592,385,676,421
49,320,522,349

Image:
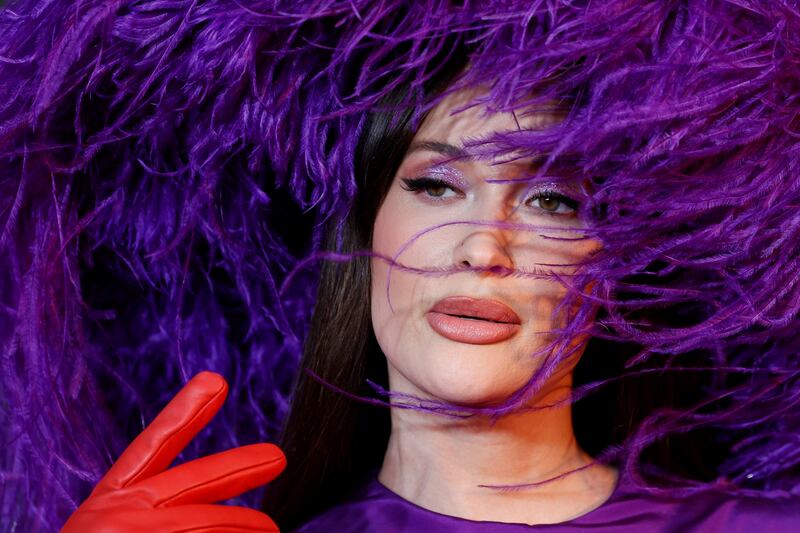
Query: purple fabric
295,469,800,532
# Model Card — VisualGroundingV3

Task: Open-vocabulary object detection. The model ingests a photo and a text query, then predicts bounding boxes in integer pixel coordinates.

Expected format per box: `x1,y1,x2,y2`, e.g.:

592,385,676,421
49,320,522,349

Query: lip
425,296,521,345
430,296,522,324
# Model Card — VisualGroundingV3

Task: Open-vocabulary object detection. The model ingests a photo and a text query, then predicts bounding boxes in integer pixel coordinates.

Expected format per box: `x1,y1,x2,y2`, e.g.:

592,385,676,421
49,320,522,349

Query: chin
420,371,525,408
432,391,514,408
385,349,535,408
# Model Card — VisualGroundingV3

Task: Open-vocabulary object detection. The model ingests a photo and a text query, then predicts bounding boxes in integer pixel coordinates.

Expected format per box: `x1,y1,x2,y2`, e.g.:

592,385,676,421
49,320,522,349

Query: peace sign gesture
62,371,287,532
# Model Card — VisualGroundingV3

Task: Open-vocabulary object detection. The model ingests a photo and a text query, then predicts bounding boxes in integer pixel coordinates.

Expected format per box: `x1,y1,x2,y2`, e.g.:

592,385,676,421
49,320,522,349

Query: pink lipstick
426,296,521,345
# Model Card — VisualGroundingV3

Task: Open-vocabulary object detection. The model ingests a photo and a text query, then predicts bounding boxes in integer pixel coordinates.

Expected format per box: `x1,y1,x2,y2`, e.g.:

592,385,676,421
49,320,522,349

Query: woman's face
370,88,600,406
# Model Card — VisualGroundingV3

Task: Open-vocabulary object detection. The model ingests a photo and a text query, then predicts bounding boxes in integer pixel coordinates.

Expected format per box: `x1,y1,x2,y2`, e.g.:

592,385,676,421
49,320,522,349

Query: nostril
487,265,514,276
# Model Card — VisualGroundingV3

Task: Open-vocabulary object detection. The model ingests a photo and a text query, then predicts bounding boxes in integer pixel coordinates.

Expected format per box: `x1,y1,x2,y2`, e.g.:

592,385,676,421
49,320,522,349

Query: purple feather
2,0,800,529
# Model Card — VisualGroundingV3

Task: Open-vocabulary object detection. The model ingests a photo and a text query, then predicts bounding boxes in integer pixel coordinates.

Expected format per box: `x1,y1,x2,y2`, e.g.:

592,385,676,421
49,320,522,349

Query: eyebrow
405,139,590,192
407,139,547,169
407,140,469,159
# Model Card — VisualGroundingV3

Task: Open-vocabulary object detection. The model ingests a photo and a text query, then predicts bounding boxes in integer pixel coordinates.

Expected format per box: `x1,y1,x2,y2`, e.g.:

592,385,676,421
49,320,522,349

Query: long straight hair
262,60,727,532
261,50,471,530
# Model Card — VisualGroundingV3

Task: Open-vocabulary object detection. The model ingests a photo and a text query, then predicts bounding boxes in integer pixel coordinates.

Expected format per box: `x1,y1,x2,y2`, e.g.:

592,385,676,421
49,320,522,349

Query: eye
400,177,461,200
525,190,580,216
400,177,581,216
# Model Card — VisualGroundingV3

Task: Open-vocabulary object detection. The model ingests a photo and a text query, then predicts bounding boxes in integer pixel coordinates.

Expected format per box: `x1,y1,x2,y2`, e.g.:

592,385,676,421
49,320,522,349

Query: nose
453,229,515,277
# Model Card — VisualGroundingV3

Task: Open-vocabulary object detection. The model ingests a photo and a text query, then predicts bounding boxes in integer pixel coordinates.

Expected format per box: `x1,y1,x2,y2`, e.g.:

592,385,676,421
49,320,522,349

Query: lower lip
425,312,520,345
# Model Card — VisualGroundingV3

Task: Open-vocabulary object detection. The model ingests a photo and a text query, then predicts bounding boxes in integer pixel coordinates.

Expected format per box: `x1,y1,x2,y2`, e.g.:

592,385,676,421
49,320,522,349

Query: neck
377,372,618,525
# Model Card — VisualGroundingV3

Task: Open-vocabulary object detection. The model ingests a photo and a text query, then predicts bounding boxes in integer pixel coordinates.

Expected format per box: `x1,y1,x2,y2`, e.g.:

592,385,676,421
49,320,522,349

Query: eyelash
399,177,580,216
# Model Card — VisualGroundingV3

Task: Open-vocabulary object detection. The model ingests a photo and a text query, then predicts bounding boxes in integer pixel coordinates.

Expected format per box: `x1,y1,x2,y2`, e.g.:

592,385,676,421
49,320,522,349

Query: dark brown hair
261,50,471,530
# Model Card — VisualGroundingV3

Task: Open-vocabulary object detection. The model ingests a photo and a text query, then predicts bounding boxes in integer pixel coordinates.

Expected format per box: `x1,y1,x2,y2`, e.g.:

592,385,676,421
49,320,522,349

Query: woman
268,79,622,530
3,0,800,531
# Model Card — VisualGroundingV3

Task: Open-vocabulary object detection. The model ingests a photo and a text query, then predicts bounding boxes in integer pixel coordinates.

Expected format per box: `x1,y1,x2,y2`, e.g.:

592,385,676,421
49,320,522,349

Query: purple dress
294,469,800,532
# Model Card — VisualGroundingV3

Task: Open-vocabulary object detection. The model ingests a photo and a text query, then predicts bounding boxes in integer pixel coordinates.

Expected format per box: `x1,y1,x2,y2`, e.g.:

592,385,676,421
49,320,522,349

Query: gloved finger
69,504,280,532
166,505,279,533
129,443,286,507
155,504,280,532
93,371,229,496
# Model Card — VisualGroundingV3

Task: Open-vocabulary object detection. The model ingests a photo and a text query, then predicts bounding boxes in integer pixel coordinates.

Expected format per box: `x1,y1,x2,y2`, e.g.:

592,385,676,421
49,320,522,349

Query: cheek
370,189,432,321
370,194,440,386
369,255,393,348
370,197,412,365
512,227,599,268
369,249,426,362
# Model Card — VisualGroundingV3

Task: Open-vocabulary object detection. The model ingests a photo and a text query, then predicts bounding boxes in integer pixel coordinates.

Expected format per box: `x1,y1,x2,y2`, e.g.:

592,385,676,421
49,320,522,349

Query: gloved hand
62,371,287,532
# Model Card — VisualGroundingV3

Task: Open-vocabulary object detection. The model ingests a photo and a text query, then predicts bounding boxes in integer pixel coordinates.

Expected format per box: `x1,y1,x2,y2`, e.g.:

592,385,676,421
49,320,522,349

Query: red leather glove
62,371,287,532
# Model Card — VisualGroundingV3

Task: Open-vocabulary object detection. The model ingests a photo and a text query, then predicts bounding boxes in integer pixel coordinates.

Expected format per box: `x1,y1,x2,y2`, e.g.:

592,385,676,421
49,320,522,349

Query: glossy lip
429,296,522,324
425,296,522,345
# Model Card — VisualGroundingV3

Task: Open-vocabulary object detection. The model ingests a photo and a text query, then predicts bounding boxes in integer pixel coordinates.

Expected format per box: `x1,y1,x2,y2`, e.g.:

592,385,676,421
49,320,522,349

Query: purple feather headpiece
2,0,799,529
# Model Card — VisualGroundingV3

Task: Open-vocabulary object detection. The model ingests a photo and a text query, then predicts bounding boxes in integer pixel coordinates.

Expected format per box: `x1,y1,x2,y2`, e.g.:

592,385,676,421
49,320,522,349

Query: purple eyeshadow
423,165,471,191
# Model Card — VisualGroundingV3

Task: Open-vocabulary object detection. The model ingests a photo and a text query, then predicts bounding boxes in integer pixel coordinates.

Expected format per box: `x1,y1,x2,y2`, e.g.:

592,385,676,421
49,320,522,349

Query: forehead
408,88,590,193
415,87,561,146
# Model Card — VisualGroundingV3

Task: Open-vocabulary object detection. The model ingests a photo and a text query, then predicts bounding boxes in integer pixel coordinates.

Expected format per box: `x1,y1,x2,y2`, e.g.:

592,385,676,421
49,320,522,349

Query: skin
370,87,619,525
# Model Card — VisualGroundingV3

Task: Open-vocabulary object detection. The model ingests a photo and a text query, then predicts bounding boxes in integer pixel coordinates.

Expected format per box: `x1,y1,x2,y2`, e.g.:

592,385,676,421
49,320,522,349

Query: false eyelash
399,176,581,214
400,176,458,195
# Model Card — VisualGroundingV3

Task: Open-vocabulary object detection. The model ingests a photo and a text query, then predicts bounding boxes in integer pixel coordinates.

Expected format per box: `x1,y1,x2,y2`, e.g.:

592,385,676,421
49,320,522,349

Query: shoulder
579,473,800,533
663,489,800,533
718,492,800,531
291,477,392,533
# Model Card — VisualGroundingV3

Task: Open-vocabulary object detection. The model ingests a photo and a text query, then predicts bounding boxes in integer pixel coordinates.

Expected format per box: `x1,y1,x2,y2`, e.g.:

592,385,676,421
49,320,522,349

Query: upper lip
429,296,522,324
